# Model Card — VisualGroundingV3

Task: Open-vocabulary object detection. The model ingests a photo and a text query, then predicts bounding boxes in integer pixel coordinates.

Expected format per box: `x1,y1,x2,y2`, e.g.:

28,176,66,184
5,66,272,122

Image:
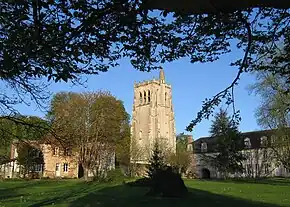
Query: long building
188,129,290,178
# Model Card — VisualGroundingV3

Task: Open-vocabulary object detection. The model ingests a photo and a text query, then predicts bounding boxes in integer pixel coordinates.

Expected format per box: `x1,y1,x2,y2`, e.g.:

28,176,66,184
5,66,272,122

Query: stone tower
130,68,176,164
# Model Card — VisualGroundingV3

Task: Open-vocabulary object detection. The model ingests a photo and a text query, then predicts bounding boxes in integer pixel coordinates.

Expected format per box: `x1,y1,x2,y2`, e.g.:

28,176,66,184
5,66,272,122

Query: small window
201,142,207,152
271,135,277,145
244,138,251,149
148,90,151,103
139,130,142,140
144,91,147,103
63,163,69,172
64,148,71,156
165,92,167,105
53,147,59,156
35,164,42,172
139,92,142,104
260,136,267,147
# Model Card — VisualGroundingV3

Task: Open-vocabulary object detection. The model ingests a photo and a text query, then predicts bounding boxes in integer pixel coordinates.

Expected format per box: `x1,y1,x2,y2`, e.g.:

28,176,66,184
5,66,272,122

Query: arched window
148,90,151,103
165,92,167,105
139,92,142,104
244,138,251,149
201,142,207,152
144,91,147,104
260,136,267,147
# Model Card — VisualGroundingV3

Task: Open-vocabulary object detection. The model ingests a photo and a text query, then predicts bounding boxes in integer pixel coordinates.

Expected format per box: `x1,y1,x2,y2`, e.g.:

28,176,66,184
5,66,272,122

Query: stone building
188,129,290,179
1,141,115,179
130,68,176,164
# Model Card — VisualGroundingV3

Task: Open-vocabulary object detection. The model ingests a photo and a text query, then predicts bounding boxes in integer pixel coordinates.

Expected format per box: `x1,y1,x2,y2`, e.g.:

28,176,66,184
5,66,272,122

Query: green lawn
0,178,290,207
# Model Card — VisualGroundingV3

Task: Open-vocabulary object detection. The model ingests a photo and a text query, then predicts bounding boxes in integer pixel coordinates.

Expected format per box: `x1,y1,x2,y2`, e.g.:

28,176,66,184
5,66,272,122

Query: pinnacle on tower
159,68,165,83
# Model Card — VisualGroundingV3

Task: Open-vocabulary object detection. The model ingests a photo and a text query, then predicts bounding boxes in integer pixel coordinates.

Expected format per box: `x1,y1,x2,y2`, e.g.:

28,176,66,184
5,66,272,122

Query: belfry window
144,91,147,103
148,90,151,103
139,92,142,104
165,92,167,105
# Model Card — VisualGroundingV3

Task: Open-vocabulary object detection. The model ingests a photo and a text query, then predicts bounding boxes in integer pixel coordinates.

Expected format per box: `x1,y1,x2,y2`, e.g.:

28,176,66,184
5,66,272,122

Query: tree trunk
83,167,89,181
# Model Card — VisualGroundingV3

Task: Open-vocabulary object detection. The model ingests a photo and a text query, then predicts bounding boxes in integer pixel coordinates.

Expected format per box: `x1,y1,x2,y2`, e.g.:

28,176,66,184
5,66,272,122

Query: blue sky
12,48,263,140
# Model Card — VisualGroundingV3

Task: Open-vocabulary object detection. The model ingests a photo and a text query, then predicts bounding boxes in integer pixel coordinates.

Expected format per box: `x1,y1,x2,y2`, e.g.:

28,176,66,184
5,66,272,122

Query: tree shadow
0,179,84,205
69,184,283,207
0,180,42,200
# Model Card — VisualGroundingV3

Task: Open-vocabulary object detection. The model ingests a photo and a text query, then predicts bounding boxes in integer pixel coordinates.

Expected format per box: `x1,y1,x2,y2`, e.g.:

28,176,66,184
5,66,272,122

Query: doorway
78,164,84,178
55,163,60,177
201,168,211,179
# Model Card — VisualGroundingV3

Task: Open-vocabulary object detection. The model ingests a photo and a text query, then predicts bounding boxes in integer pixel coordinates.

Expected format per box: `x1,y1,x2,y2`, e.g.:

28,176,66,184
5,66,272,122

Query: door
55,163,60,177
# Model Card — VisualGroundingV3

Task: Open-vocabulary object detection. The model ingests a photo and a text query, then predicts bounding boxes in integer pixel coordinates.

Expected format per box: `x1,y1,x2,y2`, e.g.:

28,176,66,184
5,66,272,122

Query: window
63,163,69,172
165,92,167,105
139,130,142,140
64,148,71,156
201,142,207,152
244,138,251,149
53,147,59,156
31,149,40,157
144,91,146,103
35,164,42,172
139,92,142,104
148,90,151,103
260,136,267,147
55,163,60,171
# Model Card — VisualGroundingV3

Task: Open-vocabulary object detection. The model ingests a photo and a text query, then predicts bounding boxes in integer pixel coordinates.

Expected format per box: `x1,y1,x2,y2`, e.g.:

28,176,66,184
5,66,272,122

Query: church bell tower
131,68,176,164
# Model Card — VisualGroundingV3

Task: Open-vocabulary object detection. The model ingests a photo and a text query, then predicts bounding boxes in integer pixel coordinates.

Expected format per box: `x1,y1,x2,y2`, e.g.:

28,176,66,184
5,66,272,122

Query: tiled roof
193,128,289,153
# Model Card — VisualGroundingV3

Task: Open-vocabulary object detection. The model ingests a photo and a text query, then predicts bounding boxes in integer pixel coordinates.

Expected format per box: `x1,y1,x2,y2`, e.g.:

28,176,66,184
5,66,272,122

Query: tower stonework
131,69,176,164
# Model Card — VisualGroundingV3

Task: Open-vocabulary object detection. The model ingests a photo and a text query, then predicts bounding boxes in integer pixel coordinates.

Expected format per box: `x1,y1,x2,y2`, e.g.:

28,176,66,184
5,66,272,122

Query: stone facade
188,129,290,179
1,141,115,179
130,69,176,164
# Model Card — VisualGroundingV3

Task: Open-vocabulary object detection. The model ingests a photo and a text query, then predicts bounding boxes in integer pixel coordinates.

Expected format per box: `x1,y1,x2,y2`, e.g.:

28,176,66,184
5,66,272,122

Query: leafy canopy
1,1,289,128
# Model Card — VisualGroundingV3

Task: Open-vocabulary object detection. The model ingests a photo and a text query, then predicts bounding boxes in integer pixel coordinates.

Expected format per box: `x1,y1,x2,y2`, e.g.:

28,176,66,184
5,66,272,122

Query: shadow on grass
66,184,281,207
0,180,41,200
209,177,290,186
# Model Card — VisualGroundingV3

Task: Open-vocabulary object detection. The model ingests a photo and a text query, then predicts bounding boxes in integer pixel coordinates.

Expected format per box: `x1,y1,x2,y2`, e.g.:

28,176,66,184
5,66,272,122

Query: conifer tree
147,141,166,179
208,108,245,176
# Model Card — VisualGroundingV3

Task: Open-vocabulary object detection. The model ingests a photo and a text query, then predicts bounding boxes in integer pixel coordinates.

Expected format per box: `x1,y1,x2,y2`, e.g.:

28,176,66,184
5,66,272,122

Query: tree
207,108,245,177
0,116,49,162
1,1,289,130
48,91,129,180
249,71,290,170
17,142,44,178
169,133,191,175
145,0,290,13
147,141,166,179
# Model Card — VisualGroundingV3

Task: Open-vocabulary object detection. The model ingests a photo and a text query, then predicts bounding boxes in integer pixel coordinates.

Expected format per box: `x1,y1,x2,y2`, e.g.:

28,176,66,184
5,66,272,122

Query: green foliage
17,142,44,178
0,116,49,164
1,1,289,130
208,108,245,175
169,133,191,175
147,142,166,179
48,91,129,180
249,71,289,129
105,168,126,183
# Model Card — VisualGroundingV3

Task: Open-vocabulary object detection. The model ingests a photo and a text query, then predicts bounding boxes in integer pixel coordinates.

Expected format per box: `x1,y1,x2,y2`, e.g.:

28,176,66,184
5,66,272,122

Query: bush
106,168,125,182
92,168,125,183
146,167,188,198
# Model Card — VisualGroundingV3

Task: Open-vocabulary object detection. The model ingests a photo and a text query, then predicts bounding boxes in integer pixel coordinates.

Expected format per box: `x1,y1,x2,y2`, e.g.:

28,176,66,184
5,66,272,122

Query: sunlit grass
0,178,289,207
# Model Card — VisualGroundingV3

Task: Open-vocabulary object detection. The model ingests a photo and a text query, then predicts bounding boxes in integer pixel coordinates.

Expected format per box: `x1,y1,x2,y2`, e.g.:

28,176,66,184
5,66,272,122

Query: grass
0,178,289,207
